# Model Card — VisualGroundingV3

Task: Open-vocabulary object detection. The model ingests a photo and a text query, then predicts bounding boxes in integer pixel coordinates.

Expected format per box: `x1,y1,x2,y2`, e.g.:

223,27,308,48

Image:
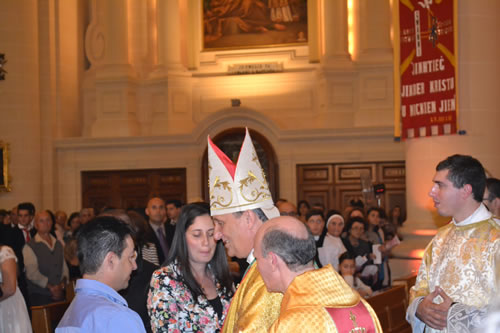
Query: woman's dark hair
345,216,367,234
389,206,405,226
338,251,356,268
350,199,364,209
166,203,233,302
366,207,379,218
67,212,80,228
377,207,387,220
297,200,311,216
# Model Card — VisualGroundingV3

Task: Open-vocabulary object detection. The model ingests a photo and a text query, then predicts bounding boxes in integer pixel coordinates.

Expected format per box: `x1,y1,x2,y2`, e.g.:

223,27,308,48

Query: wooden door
81,168,186,213
297,161,406,215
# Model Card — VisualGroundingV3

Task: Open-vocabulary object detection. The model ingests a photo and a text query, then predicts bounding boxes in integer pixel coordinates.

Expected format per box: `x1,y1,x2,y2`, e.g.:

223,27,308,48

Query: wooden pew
366,284,412,333
31,300,70,333
393,273,418,299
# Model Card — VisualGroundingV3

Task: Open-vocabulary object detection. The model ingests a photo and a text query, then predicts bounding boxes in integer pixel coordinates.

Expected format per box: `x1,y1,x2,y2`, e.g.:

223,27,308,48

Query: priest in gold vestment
406,155,500,332
254,216,382,332
207,128,282,332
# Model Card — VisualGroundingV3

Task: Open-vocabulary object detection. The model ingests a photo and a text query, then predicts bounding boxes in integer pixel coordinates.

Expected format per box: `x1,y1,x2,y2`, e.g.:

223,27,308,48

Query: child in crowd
338,252,373,298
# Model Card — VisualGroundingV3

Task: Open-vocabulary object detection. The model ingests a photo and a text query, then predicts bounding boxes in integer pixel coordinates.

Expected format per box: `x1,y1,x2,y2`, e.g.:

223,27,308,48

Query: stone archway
201,127,279,203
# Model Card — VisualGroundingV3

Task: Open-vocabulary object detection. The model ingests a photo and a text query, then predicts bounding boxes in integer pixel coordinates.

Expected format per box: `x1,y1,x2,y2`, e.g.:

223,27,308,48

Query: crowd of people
275,198,402,295
0,130,499,333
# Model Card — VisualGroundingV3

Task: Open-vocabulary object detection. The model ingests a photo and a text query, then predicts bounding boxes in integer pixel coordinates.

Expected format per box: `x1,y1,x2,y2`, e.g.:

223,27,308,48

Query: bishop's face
213,212,253,259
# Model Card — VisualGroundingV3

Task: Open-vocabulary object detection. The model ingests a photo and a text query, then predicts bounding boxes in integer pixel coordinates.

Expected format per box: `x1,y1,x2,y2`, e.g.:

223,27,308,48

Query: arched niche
201,127,279,204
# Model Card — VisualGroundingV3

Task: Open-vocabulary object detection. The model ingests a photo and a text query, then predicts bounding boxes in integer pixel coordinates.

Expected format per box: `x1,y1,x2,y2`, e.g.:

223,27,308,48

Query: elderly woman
0,244,32,333
318,210,347,270
148,203,234,332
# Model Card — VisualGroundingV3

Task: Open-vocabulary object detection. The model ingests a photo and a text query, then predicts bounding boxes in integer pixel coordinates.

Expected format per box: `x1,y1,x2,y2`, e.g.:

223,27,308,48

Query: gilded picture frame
202,0,309,51
0,141,11,192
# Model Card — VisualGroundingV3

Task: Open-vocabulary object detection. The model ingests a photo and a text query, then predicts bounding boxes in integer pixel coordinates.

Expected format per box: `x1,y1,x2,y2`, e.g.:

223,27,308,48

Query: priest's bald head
254,216,316,293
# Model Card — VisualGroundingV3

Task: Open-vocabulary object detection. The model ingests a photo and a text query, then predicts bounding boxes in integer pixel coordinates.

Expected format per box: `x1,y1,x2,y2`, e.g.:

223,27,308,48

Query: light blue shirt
56,279,146,333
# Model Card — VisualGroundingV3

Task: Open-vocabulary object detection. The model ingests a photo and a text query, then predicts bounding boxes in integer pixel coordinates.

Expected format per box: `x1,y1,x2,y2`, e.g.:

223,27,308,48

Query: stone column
87,0,140,137
321,0,351,67
155,0,184,74
356,0,392,63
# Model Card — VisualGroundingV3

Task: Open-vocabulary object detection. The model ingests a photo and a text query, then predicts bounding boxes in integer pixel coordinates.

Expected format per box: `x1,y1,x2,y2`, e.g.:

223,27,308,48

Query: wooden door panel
378,163,406,184
298,161,405,213
297,165,333,184
335,164,376,184
82,168,187,213
299,185,334,211
336,187,364,212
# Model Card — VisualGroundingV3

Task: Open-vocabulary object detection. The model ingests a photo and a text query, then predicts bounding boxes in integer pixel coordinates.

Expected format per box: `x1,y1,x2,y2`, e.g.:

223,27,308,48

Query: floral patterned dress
148,260,233,333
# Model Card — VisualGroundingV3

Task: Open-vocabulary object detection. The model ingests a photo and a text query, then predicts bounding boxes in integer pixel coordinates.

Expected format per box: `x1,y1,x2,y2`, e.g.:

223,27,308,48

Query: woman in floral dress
148,203,234,332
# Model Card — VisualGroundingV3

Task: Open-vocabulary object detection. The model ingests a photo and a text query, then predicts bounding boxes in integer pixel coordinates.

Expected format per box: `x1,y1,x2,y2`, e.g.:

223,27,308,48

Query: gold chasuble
269,265,382,333
222,261,282,333
408,217,500,332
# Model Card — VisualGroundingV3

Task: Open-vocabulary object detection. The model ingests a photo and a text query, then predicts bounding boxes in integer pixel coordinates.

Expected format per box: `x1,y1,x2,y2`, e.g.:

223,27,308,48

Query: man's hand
415,287,453,330
47,283,65,301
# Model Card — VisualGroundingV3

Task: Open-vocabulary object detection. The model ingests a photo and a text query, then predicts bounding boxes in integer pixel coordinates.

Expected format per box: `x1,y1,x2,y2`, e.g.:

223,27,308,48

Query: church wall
47,0,403,213
3,0,498,231
0,0,42,209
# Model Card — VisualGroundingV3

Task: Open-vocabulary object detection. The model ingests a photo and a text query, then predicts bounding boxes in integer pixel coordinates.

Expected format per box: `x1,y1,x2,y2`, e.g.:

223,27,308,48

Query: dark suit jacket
164,220,176,249
144,223,169,265
119,248,158,333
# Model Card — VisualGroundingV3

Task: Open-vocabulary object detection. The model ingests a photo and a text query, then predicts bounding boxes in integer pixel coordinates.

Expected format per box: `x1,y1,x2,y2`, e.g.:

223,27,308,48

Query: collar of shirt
452,203,492,226
18,223,33,231
149,222,163,234
34,233,58,251
314,235,320,241
246,249,255,265
75,279,128,308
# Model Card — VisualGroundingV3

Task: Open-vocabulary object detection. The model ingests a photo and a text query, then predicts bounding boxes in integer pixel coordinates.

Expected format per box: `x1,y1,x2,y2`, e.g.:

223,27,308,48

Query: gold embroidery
349,311,366,333
239,170,271,203
210,176,234,209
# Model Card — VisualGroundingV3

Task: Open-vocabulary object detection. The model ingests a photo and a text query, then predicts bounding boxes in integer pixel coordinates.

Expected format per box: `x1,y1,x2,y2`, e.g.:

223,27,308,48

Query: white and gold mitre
208,128,279,219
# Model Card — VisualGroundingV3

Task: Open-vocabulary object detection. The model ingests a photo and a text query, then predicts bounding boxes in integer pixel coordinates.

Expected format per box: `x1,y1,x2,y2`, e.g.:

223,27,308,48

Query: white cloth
317,235,346,270
0,246,33,333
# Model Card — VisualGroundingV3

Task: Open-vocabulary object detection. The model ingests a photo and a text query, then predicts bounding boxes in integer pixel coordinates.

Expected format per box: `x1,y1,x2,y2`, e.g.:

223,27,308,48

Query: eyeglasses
280,211,297,217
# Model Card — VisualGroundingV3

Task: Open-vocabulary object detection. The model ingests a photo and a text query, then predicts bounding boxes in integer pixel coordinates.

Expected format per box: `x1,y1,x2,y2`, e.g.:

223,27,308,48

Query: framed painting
202,0,308,50
0,141,11,191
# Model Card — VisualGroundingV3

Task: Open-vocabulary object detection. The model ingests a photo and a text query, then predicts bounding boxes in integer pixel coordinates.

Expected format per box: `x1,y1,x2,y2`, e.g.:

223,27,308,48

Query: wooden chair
366,284,412,333
31,300,71,333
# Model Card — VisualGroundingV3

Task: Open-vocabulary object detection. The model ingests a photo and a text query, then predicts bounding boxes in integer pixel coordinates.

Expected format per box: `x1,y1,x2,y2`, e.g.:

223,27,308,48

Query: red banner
394,0,458,140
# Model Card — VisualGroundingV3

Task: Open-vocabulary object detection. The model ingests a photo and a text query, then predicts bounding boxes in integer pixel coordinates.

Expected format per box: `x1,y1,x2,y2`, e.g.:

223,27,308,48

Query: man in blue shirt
56,216,146,333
